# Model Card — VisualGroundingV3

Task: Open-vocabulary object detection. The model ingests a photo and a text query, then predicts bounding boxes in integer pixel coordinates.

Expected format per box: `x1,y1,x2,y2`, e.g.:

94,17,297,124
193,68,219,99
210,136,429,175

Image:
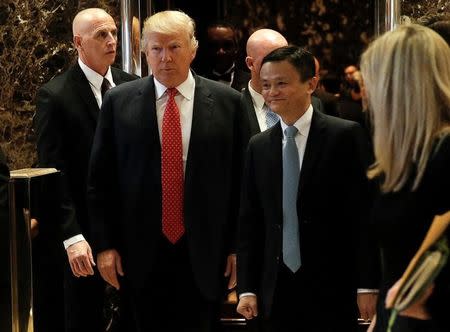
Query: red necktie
161,88,184,243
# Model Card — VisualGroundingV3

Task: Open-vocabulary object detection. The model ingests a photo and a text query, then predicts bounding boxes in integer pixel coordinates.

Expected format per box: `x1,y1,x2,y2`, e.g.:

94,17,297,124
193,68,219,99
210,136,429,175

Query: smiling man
236,45,374,331
34,8,137,332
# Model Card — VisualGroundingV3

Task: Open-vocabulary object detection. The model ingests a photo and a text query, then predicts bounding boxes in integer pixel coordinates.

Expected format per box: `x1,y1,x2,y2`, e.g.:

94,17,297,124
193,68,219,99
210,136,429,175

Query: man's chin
106,52,116,61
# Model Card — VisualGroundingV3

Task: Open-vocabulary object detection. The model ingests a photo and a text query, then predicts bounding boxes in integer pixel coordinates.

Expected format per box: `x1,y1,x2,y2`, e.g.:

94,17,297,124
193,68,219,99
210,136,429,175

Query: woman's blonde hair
141,10,199,52
360,24,450,192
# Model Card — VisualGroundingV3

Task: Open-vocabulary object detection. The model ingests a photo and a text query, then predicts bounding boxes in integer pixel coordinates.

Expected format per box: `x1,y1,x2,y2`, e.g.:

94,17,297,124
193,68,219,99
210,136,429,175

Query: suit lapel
136,77,161,174
267,124,283,225
184,76,214,189
70,64,100,123
111,67,131,85
298,110,326,193
242,88,261,136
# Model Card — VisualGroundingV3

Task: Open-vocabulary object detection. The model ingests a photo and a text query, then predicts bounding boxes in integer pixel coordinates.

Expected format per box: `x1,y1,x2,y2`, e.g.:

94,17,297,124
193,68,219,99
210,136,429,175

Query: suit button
303,219,310,224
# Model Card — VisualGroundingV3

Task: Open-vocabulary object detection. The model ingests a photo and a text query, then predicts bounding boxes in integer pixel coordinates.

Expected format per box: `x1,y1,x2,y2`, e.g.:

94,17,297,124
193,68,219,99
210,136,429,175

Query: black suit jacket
205,68,250,93
231,68,251,92
313,89,339,117
87,74,246,301
237,110,372,325
34,64,137,240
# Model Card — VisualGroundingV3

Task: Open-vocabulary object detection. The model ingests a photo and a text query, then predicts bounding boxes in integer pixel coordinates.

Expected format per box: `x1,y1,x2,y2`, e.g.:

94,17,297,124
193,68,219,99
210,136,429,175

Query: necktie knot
101,78,111,98
167,88,178,99
284,126,298,138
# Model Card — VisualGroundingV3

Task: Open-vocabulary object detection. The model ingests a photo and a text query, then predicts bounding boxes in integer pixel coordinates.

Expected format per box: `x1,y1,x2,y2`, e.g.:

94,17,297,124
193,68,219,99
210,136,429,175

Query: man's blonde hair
141,10,198,51
361,23,450,192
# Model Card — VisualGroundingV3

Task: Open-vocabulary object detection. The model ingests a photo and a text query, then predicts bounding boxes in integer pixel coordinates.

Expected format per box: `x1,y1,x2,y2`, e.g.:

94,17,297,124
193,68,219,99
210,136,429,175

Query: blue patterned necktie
264,104,279,129
282,125,301,273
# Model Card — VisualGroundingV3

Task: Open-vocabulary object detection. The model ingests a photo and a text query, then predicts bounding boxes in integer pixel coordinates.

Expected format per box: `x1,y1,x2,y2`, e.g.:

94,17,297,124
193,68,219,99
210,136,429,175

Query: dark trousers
259,263,357,332
32,235,65,332
64,263,106,332
123,235,222,332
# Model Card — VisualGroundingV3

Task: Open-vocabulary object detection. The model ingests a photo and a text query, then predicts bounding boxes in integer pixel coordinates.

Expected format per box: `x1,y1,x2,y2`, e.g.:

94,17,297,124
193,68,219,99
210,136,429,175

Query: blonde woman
361,24,450,332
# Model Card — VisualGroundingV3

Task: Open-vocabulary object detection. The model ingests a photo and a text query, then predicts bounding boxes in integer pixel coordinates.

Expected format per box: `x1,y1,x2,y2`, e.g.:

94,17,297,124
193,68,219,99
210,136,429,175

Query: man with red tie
87,10,246,332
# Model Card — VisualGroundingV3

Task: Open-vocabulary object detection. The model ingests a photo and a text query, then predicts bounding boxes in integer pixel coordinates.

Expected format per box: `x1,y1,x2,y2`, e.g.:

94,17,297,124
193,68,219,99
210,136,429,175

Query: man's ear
245,56,253,71
307,76,319,93
73,35,82,50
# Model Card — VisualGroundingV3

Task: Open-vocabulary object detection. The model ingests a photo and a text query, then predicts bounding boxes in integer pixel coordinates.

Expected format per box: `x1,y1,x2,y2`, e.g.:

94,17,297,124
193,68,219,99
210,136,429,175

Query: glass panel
121,0,154,77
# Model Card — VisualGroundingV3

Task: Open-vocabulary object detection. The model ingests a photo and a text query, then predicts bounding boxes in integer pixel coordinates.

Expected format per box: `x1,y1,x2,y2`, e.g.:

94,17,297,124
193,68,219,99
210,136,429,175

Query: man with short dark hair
237,45,373,331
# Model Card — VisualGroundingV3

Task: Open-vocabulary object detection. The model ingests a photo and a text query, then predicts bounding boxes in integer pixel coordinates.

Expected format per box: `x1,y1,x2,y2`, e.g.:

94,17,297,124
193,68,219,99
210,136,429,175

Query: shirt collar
280,104,313,138
247,82,266,111
78,58,114,89
154,70,195,101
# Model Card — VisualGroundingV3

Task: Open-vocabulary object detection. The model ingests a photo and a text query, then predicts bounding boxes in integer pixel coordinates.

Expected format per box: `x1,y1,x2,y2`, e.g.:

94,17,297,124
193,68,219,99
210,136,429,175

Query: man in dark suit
34,8,137,332
201,21,250,92
87,10,245,332
236,46,372,331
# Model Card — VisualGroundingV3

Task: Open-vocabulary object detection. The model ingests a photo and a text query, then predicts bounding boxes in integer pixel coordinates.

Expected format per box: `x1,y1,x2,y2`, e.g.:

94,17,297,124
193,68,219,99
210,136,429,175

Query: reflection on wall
223,0,374,75
402,0,450,20
0,0,120,169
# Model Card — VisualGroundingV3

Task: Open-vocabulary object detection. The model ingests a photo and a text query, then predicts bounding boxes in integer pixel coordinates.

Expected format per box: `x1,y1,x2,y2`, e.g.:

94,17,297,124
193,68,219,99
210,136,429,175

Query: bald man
241,29,323,140
34,8,137,332
240,29,288,138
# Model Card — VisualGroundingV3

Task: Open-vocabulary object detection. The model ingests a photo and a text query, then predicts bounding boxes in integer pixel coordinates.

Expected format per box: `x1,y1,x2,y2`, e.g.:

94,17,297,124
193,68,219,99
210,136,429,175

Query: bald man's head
73,8,117,75
245,29,288,92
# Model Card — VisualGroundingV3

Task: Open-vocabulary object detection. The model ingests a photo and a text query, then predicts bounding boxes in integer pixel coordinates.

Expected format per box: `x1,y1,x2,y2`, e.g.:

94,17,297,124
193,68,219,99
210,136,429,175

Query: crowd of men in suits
29,7,378,332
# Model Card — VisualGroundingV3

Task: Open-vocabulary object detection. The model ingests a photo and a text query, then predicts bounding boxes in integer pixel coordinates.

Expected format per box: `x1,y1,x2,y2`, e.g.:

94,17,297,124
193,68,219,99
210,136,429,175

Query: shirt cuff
239,292,257,299
63,234,85,250
357,288,379,294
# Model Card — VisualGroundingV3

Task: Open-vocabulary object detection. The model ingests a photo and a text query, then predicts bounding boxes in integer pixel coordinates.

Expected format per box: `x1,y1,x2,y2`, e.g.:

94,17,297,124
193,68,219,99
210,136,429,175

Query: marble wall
222,0,374,75
0,0,120,169
402,0,450,20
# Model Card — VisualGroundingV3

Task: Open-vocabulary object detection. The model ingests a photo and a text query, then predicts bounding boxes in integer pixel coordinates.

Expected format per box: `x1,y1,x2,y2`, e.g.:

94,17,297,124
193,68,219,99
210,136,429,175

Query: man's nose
106,33,117,45
161,49,172,62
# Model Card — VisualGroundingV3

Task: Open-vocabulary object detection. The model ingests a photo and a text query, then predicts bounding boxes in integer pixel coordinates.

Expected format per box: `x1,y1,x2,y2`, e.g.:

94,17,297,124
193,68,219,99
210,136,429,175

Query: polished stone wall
221,0,374,76
0,0,120,169
402,0,450,20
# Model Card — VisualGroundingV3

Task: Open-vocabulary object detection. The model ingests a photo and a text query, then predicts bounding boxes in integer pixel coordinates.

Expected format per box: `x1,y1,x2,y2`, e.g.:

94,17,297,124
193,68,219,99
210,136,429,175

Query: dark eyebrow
95,27,117,37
